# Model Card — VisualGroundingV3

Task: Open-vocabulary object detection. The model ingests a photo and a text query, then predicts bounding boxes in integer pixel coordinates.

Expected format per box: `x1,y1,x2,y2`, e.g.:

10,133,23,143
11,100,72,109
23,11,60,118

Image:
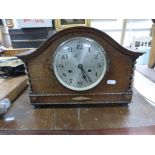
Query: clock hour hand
78,64,92,83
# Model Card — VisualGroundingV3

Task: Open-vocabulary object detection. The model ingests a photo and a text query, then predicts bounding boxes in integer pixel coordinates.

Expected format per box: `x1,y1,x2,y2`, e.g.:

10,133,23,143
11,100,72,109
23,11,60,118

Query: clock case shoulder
17,26,143,62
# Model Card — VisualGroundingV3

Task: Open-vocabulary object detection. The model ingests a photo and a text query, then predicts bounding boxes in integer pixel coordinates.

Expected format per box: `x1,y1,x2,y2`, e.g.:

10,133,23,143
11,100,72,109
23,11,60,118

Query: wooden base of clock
17,26,143,106
29,92,132,106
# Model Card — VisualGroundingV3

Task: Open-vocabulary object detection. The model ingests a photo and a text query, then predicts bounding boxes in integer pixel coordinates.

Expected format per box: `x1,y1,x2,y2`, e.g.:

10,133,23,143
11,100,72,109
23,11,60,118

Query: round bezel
53,37,108,91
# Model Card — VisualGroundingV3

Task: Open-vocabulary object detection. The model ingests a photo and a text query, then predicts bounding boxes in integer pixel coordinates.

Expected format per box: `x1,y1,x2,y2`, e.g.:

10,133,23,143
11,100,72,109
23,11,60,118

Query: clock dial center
77,64,83,69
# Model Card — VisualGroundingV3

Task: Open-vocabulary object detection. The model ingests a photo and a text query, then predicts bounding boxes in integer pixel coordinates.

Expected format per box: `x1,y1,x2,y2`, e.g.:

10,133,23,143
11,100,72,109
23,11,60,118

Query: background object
17,19,53,28
152,19,155,23
0,98,11,115
9,28,54,48
136,47,151,65
0,75,28,103
0,57,25,77
148,23,155,68
5,19,14,28
54,19,90,31
3,48,32,56
120,19,127,45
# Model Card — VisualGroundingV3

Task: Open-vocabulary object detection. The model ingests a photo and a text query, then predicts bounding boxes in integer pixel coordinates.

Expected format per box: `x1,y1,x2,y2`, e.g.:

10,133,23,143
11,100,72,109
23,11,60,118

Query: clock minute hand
81,70,87,82
77,64,87,82
81,69,92,83
78,64,92,83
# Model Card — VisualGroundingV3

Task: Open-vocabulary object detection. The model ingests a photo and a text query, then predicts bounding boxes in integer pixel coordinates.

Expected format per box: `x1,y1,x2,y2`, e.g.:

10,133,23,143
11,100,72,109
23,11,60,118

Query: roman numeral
78,81,82,86
62,73,66,77
61,54,68,60
68,47,72,52
95,72,98,77
58,64,63,68
97,63,101,68
94,53,99,59
77,42,83,50
69,79,73,84
88,47,91,52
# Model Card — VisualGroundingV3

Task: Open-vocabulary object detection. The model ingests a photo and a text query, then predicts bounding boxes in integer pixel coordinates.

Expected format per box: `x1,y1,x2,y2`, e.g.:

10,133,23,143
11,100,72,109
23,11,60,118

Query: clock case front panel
17,27,142,106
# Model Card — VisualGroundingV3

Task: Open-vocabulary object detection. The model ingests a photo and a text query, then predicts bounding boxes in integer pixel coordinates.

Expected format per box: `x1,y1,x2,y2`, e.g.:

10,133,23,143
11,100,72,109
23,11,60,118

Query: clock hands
82,72,88,82
77,64,87,81
81,69,92,83
78,65,89,82
80,70,87,82
78,64,92,83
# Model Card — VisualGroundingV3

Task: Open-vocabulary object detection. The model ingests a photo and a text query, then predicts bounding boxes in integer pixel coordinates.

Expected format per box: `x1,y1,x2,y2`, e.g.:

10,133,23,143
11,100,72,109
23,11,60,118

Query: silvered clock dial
53,37,107,91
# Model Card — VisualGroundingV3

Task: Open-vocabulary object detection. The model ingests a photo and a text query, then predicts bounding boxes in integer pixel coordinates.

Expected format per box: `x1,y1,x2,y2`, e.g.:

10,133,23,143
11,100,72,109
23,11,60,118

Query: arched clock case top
17,26,143,106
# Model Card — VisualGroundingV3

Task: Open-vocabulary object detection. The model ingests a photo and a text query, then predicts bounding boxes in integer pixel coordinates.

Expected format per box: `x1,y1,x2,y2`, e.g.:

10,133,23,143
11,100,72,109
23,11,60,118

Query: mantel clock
17,26,143,106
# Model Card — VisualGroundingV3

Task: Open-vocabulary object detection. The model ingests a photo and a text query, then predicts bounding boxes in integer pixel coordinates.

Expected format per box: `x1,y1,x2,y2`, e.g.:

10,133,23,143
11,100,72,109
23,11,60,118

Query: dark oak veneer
17,26,143,106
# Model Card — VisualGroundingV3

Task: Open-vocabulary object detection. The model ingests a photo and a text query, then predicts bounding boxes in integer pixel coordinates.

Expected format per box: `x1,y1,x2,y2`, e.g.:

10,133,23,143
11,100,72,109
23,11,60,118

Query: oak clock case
52,37,108,91
17,26,143,106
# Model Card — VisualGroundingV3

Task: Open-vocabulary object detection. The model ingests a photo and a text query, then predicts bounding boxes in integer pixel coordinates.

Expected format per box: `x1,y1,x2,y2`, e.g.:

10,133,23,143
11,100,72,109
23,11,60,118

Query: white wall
91,19,152,47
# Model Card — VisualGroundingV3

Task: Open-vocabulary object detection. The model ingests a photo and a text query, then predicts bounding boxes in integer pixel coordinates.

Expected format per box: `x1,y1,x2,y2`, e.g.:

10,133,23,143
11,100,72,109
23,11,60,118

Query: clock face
53,37,107,91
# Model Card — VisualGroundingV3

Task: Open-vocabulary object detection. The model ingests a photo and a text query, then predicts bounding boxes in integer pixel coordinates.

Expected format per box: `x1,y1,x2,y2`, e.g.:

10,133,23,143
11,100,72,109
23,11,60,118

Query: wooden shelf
0,76,28,102
3,48,35,56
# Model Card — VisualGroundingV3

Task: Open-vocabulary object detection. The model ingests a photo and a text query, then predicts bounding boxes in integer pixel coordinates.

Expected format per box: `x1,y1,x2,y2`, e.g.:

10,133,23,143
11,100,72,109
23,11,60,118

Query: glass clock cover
53,37,107,91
